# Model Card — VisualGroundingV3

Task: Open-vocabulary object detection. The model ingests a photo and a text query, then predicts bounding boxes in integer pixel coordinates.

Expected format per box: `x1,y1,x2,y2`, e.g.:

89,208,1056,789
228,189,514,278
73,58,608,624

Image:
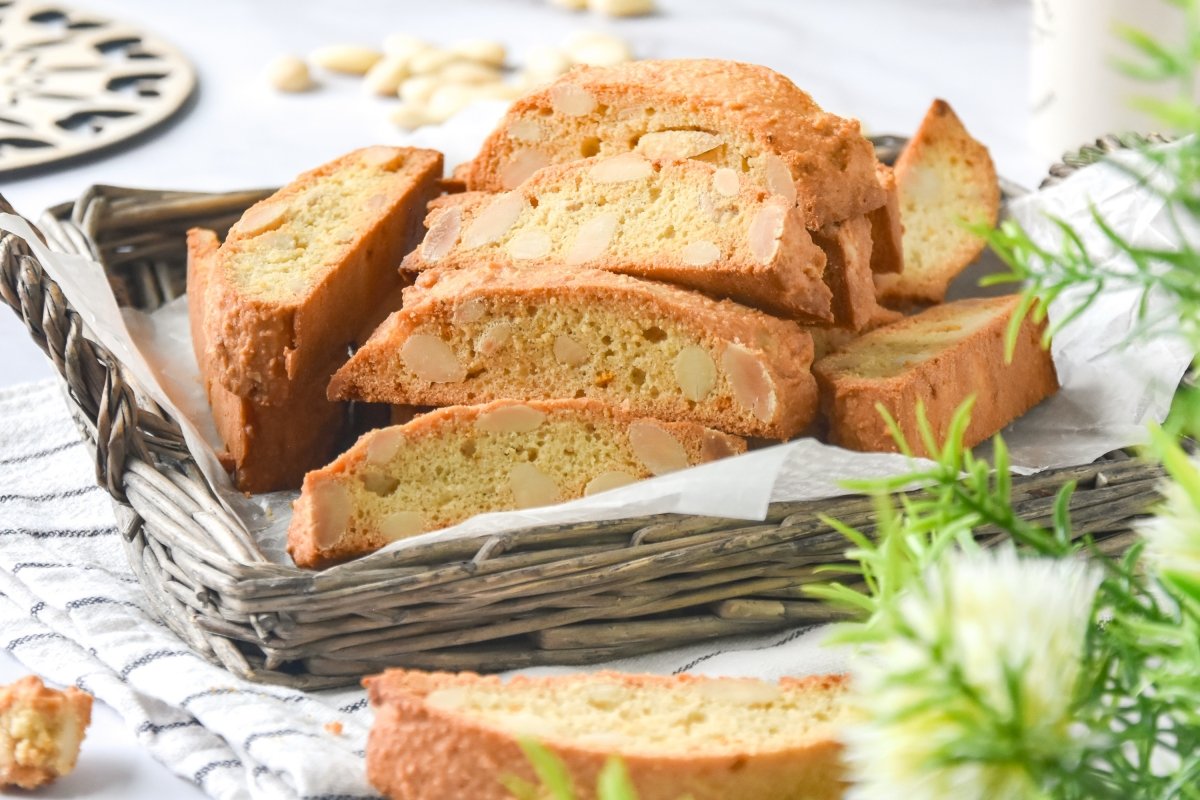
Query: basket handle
0,195,148,501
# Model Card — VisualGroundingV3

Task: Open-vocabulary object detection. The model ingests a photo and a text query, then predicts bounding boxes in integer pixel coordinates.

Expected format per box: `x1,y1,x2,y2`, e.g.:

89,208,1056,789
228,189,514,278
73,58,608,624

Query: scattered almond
401,334,467,383
636,130,723,160
311,44,382,75
449,38,507,67
476,404,547,433
553,334,590,366
674,346,717,401
409,48,458,75
509,463,561,508
438,60,503,85
363,55,410,96
383,33,431,59
629,421,689,475
524,45,573,82
589,152,653,183
681,240,720,266
391,103,434,131
566,212,618,264
584,470,638,496
420,205,461,261
565,33,631,67
589,0,656,16
463,192,528,248
506,228,553,260
722,343,777,423
399,74,440,104
266,55,315,92
426,83,474,121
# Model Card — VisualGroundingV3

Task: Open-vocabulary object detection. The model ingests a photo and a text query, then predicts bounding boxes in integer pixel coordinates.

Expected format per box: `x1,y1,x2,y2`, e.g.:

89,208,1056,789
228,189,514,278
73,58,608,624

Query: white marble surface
0,0,1040,796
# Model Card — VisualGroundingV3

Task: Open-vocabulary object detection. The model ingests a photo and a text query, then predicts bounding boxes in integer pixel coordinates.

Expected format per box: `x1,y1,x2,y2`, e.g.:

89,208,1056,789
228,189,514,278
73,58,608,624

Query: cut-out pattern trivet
0,1,195,176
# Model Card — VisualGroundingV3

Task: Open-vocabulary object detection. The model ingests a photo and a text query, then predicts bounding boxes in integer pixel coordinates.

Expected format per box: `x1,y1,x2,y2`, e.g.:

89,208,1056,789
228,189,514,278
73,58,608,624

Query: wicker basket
0,136,1167,690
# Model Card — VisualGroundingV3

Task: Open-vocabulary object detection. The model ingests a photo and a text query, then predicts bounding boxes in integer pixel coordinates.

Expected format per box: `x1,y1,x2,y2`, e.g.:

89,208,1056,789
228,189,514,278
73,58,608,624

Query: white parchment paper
1,125,1193,565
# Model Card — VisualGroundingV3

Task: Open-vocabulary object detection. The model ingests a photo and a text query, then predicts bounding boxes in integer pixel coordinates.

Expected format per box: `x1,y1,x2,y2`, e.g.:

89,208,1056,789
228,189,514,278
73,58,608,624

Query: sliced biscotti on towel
330,264,819,439
813,294,1058,456
875,100,999,306
406,155,831,321
191,145,443,405
287,400,746,568
364,669,848,800
454,59,884,230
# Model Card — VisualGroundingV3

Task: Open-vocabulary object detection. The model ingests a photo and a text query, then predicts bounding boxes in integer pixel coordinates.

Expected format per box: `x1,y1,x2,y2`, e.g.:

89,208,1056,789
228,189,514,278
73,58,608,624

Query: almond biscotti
287,399,746,568
187,146,442,491
875,100,999,306
330,264,819,439
365,669,848,800
813,295,1058,456
406,155,832,321
191,145,443,406
812,214,889,331
454,59,884,230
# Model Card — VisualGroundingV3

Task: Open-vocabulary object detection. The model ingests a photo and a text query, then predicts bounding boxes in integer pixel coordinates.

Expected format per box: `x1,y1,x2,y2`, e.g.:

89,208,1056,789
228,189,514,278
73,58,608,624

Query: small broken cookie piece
0,676,93,790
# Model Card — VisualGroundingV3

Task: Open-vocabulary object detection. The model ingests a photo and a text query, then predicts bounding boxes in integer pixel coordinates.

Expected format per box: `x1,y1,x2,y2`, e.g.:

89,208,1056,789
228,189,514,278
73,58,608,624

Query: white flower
1139,461,1200,595
843,546,1101,800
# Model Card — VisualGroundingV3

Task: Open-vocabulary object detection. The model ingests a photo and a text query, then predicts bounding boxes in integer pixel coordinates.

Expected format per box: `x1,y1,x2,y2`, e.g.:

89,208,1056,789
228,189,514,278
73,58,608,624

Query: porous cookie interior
397,294,770,433
497,106,769,191
226,152,412,303
899,139,993,277
453,157,767,268
822,299,1007,380
423,677,847,755
327,410,660,551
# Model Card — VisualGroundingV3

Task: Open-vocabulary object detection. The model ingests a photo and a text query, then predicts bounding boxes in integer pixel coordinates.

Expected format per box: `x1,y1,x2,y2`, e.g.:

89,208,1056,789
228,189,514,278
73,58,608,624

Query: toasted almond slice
712,167,740,197
550,83,598,116
584,470,638,496
629,421,690,475
748,202,786,264
553,334,589,366
501,148,551,189
463,191,528,248
508,118,545,142
236,201,288,237
507,228,552,260
420,205,462,261
379,510,427,541
476,404,547,433
401,334,467,383
313,481,353,548
764,153,797,203
452,297,488,325
510,463,561,508
565,213,618,264
722,343,777,423
681,240,720,266
636,130,723,160
365,428,406,466
674,345,717,401
477,321,514,355
589,152,654,183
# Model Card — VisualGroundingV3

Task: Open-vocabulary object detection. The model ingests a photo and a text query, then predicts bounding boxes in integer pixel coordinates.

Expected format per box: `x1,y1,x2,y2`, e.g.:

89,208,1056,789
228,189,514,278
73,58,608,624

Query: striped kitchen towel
0,378,844,800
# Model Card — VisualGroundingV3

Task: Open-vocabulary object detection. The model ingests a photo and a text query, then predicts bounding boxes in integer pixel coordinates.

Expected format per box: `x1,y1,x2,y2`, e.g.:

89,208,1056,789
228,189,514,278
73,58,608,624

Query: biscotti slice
287,399,746,568
874,100,1000,306
406,155,831,321
812,214,889,331
0,677,92,790
455,59,884,230
330,264,819,439
867,163,904,274
191,145,443,406
813,295,1058,456
364,669,848,800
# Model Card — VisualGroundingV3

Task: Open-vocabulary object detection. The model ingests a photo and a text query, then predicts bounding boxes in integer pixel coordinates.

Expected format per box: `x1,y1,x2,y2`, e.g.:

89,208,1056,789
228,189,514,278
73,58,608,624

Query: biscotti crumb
0,676,92,790
325,721,344,736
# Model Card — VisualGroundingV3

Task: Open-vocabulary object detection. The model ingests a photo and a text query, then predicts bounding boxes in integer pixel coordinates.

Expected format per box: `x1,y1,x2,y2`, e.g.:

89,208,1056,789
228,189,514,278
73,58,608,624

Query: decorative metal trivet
0,1,195,176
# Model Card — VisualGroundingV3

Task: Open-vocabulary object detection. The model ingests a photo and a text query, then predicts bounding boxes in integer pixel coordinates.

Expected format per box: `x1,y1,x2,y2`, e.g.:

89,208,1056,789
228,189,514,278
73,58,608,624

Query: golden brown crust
867,163,904,274
197,146,443,406
458,60,883,230
286,399,747,568
0,676,92,790
364,669,848,800
813,295,1058,456
330,264,818,439
813,214,884,332
875,100,1000,306
404,157,832,322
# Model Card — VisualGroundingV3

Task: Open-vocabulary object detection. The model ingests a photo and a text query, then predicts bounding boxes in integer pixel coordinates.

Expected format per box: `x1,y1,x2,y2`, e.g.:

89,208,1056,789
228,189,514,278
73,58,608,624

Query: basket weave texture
0,137,1167,689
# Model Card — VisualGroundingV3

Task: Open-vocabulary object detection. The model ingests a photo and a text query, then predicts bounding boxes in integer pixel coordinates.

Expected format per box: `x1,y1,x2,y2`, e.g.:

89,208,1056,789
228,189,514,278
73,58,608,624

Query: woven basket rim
0,132,1170,688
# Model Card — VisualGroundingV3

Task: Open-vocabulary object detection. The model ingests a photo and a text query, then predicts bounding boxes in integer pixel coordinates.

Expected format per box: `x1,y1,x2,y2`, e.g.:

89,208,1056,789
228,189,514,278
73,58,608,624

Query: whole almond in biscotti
404,156,832,322
453,59,884,230
286,399,747,568
330,264,819,440
813,294,1058,457
875,99,1000,306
